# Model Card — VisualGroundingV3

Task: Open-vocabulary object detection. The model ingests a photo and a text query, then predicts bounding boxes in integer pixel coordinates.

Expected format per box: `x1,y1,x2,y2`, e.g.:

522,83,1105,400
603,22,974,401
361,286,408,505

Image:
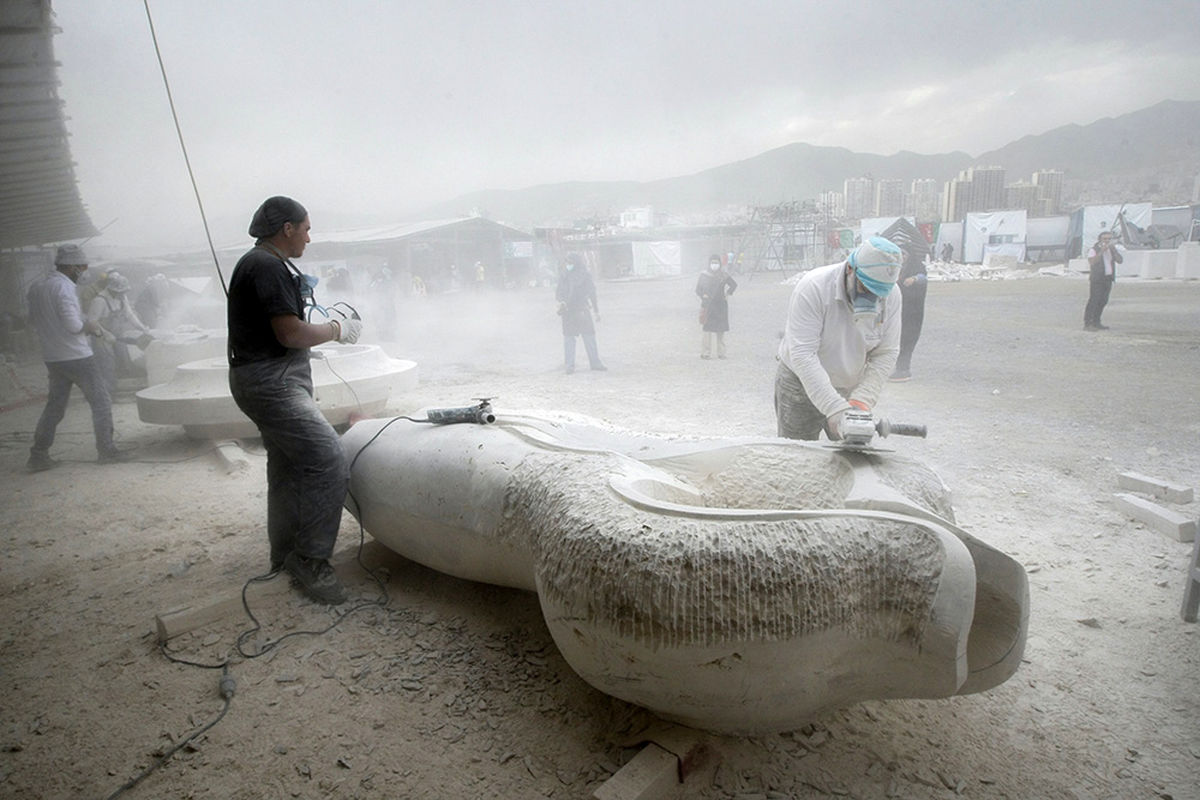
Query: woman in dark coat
555,253,605,373
891,242,928,381
695,254,737,359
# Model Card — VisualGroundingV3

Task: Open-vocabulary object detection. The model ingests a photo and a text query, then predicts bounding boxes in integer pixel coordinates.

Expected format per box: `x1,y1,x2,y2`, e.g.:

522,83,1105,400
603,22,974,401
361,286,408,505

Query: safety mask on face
709,263,720,271
850,279,879,335
565,264,575,271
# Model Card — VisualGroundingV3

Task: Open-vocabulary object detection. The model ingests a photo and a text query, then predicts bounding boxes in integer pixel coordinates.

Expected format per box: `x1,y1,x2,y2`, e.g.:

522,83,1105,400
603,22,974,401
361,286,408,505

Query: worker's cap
849,237,902,297
105,272,131,294
54,244,88,267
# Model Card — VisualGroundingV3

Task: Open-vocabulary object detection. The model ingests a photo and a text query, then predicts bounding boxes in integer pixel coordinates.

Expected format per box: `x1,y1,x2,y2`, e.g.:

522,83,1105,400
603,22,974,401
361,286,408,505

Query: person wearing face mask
696,254,738,359
555,252,606,373
226,196,364,604
774,237,902,441
25,244,131,470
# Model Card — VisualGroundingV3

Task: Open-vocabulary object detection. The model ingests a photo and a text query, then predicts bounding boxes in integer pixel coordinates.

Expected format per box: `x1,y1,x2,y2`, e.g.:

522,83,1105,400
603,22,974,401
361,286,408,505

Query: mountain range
413,100,1200,225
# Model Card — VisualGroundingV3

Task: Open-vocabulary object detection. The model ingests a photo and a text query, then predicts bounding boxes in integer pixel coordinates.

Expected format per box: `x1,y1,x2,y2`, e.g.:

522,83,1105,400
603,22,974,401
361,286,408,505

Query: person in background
1084,230,1122,331
890,241,928,382
695,254,737,359
134,273,170,329
25,244,131,470
86,270,151,394
555,252,605,373
368,266,398,340
775,237,902,441
226,196,363,604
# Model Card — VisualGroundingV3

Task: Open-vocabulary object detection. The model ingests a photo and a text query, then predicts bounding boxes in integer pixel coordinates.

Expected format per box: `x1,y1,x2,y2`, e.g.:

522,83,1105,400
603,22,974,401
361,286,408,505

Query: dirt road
1,272,1197,799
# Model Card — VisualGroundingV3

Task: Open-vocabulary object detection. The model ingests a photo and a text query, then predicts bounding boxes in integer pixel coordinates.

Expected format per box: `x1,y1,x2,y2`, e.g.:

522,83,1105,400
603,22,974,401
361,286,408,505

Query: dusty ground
1,272,1198,800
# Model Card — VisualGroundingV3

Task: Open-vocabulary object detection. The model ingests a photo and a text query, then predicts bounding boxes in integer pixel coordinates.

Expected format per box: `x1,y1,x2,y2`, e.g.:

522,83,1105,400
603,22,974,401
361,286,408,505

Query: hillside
415,100,1200,225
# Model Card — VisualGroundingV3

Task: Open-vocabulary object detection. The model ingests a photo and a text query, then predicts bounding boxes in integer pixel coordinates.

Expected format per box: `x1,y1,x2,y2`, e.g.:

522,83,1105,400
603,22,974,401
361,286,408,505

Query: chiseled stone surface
342,411,1027,734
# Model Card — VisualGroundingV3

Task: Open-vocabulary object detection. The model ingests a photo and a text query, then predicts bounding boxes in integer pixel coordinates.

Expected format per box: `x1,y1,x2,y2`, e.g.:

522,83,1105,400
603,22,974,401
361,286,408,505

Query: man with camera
1084,230,1122,331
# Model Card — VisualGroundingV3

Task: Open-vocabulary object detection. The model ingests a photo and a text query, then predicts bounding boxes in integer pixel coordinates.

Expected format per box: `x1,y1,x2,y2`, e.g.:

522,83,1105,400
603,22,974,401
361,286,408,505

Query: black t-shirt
226,246,304,366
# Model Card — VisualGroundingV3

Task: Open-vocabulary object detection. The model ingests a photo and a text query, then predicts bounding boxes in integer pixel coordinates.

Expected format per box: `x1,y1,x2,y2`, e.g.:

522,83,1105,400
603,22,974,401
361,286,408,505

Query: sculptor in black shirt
226,196,363,604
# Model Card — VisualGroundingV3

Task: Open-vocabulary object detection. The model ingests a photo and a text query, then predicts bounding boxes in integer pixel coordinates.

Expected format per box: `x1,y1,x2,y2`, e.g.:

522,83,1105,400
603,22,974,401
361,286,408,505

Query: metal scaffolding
735,201,832,274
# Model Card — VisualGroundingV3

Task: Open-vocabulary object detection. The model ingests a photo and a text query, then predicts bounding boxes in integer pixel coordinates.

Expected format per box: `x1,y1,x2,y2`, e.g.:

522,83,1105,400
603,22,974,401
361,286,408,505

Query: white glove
334,318,363,344
825,410,845,441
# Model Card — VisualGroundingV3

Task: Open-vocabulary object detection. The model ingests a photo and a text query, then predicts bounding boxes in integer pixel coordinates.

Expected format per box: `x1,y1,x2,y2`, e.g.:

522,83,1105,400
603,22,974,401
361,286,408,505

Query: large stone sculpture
341,411,1027,734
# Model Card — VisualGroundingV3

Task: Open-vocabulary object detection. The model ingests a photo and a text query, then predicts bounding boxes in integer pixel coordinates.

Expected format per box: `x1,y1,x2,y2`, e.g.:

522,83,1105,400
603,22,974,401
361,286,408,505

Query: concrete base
144,328,227,387
1178,242,1200,279
1069,248,1181,279
136,344,418,439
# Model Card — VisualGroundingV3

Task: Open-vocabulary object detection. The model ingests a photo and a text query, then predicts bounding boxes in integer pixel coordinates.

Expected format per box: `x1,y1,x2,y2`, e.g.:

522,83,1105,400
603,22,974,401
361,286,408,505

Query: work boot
98,447,135,465
283,552,347,605
26,451,60,472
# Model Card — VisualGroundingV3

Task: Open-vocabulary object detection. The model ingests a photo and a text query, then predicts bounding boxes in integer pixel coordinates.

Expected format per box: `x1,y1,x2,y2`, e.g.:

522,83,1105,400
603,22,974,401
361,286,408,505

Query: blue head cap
849,237,902,297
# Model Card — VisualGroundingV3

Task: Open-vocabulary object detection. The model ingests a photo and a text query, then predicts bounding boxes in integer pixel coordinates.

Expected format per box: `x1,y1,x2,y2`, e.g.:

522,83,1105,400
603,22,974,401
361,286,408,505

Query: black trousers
1084,278,1113,327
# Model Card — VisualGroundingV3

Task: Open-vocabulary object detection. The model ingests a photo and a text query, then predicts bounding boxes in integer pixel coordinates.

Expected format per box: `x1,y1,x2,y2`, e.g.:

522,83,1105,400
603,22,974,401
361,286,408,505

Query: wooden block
154,551,366,642
213,440,251,474
593,743,680,800
1113,493,1197,543
155,573,292,643
1118,471,1193,504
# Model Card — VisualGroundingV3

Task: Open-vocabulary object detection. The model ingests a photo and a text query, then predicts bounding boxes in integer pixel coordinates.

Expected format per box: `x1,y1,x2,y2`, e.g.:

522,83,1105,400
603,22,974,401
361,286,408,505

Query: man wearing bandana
226,196,364,604
774,237,902,441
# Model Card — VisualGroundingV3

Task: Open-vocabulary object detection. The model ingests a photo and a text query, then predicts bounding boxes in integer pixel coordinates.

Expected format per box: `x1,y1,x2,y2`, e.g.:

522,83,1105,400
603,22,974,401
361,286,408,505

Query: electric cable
102,667,234,800
141,0,227,297
108,411,470,795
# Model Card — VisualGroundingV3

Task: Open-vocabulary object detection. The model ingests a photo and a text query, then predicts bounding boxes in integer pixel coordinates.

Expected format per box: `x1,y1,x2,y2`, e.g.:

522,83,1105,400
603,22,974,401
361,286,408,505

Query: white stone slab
137,344,418,439
1117,471,1193,504
1113,493,1197,543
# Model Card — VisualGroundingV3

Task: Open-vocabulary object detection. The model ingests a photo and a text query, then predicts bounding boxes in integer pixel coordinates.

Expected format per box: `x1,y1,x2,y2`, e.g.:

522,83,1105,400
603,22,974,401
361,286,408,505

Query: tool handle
425,404,495,425
882,421,926,438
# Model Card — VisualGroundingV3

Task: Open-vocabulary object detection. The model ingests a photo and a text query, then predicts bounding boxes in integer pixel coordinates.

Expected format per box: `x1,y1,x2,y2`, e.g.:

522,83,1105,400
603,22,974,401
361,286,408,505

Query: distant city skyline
49,0,1200,249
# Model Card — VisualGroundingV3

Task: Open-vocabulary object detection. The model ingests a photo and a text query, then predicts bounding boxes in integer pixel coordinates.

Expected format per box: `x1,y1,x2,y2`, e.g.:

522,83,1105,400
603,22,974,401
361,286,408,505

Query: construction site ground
1,272,1198,799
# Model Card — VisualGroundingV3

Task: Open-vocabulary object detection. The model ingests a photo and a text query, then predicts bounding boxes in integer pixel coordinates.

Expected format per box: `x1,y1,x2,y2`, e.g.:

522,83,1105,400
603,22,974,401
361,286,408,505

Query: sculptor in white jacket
775,237,902,441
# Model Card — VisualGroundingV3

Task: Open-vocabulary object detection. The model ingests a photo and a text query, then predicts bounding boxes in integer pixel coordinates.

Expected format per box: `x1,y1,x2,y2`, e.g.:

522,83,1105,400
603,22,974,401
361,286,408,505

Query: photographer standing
1084,230,1122,331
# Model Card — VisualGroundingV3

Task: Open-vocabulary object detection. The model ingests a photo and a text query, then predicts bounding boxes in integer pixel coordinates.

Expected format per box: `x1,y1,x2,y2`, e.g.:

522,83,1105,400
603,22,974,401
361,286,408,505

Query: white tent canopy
963,211,1026,263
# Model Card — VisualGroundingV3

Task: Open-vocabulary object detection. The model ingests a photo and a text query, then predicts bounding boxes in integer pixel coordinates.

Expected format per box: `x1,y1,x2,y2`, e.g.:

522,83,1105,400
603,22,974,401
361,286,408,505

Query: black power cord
104,411,467,797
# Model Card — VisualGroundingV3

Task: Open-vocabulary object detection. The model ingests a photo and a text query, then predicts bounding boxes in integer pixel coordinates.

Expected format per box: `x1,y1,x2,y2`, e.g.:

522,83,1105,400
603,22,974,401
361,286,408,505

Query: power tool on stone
837,409,926,451
424,397,496,425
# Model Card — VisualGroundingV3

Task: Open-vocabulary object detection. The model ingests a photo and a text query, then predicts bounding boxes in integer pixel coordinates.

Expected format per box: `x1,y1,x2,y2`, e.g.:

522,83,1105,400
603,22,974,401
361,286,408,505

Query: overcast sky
53,0,1200,251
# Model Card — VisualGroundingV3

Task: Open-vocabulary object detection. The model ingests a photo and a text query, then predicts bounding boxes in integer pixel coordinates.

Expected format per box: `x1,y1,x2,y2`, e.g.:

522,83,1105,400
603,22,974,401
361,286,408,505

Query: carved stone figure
341,411,1028,734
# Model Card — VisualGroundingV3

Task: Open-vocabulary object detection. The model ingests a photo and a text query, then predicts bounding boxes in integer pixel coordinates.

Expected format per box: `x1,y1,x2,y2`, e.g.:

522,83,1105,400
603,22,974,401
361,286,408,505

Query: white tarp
963,211,1026,263
630,241,682,277
1025,216,1070,262
1072,203,1152,252
934,222,963,262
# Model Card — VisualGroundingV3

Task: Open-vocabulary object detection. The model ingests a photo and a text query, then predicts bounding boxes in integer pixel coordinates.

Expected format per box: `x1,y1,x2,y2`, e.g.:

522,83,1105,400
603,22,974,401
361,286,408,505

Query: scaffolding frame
735,202,833,275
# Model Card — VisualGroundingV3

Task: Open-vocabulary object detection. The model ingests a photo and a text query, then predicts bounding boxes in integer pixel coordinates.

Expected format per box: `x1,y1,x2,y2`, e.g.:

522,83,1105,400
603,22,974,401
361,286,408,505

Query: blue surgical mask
296,273,319,304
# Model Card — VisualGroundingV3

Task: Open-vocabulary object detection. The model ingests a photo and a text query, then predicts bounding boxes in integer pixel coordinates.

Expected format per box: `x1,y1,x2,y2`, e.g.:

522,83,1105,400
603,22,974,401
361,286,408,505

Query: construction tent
1025,216,1071,263
934,222,963,262
1066,203,1152,257
630,241,682,277
963,211,1026,263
